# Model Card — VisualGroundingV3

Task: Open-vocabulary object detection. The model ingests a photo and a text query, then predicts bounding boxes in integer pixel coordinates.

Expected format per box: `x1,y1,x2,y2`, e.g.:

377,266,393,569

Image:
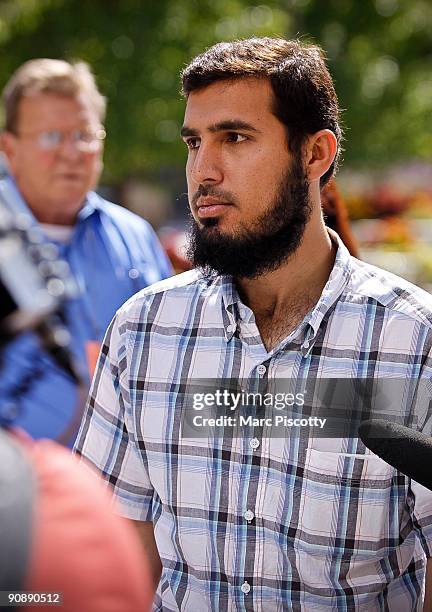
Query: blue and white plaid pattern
75,236,432,611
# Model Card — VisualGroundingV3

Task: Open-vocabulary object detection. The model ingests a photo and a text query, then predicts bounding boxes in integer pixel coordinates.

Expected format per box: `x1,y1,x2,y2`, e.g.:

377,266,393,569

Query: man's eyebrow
181,119,260,138
208,120,260,133
180,126,198,138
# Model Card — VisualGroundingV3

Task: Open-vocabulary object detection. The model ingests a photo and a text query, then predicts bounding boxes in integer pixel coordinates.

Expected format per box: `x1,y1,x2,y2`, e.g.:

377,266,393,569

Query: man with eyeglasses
0,59,172,444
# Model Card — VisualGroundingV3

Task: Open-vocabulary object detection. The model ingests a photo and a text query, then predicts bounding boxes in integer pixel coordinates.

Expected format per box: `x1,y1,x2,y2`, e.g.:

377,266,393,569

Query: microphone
358,419,432,490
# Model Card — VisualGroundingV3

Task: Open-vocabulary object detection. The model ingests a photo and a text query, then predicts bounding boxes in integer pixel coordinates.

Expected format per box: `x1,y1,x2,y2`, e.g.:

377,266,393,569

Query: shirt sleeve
73,311,154,522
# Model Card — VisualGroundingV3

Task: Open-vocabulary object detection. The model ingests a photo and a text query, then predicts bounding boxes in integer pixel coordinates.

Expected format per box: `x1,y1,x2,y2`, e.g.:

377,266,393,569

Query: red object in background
160,228,192,274
321,179,360,258
369,184,410,217
85,340,102,379
17,437,154,612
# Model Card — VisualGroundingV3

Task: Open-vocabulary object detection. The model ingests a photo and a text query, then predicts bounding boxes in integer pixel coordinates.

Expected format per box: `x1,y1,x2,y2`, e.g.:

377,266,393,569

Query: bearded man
75,38,432,611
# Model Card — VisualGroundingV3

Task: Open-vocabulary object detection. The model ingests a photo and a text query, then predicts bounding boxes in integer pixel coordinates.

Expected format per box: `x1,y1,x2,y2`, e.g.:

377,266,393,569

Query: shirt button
257,364,266,376
239,308,246,318
128,268,140,279
250,438,260,450
244,510,255,522
303,341,310,349
241,581,251,594
227,324,236,333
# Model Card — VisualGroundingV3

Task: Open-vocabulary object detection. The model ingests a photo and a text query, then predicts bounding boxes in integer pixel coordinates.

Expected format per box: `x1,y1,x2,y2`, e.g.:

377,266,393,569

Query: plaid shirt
75,236,432,611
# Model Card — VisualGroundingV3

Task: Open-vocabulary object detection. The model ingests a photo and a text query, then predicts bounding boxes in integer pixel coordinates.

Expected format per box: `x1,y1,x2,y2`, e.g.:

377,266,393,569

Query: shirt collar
221,275,239,312
216,275,238,341
218,229,352,348
299,230,352,353
2,175,36,220
78,190,103,222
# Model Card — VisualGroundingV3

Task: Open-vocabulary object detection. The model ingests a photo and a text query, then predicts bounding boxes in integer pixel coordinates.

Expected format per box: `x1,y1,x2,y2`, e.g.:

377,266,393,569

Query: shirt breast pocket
259,443,408,593
296,446,396,560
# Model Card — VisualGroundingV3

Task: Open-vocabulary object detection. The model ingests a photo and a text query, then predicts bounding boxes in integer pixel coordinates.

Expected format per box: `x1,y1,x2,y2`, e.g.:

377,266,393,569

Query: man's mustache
191,185,236,207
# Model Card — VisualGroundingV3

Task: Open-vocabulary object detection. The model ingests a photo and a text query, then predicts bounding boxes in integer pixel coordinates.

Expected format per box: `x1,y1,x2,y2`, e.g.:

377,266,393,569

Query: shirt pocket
288,447,412,594
296,447,396,560
258,443,401,584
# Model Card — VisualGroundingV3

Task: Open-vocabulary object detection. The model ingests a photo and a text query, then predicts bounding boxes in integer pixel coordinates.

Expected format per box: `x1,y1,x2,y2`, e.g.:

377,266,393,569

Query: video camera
0,179,80,383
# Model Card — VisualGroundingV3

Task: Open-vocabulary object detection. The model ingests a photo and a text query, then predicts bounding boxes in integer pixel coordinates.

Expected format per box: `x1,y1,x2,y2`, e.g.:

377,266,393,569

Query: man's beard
186,155,311,279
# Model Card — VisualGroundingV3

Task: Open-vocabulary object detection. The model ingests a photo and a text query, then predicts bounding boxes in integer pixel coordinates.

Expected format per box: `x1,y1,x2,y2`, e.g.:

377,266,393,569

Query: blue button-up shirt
0,177,172,444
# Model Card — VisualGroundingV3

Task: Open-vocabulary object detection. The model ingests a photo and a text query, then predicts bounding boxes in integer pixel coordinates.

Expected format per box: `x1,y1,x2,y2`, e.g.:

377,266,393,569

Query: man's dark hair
181,37,343,187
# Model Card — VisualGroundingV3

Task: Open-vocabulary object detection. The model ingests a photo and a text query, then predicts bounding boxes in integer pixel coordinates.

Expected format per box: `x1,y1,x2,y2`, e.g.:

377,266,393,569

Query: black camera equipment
0,180,86,435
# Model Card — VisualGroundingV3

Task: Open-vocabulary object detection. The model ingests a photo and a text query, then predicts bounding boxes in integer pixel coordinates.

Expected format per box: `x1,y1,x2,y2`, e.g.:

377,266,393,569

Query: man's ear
0,131,18,170
304,129,337,183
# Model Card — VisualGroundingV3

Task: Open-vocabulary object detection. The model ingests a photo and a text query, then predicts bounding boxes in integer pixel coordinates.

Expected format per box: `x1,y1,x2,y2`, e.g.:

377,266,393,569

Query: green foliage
0,0,431,182
289,0,432,168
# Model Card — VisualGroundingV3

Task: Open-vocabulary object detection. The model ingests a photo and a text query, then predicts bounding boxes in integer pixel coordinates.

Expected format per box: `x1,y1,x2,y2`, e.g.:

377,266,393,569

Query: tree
0,0,288,182
290,0,432,167
0,0,430,183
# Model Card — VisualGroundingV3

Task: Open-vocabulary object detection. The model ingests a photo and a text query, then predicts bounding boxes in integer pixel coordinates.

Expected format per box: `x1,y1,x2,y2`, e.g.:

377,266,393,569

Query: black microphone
358,419,432,490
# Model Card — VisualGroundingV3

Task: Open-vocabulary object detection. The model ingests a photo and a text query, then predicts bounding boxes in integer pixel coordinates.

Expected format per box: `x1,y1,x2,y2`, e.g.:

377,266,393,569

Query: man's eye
185,138,200,150
39,130,62,147
226,133,247,143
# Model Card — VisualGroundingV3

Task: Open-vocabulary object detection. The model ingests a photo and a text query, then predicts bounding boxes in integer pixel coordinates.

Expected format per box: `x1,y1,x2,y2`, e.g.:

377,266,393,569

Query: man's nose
189,142,223,185
57,136,82,159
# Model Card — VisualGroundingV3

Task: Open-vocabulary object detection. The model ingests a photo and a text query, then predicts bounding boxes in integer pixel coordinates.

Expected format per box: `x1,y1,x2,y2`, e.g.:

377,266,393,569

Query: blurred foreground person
0,427,153,611
76,38,432,610
0,59,172,444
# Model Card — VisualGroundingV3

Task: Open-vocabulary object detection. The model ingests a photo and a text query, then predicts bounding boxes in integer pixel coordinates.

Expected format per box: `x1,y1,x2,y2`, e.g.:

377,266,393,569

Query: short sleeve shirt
75,235,432,611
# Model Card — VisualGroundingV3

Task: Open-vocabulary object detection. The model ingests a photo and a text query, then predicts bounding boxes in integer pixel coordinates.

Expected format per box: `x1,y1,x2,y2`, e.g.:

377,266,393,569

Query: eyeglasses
15,127,106,152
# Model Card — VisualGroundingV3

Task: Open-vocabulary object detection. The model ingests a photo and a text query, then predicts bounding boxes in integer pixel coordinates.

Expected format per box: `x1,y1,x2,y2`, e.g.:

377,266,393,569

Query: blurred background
0,0,431,286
